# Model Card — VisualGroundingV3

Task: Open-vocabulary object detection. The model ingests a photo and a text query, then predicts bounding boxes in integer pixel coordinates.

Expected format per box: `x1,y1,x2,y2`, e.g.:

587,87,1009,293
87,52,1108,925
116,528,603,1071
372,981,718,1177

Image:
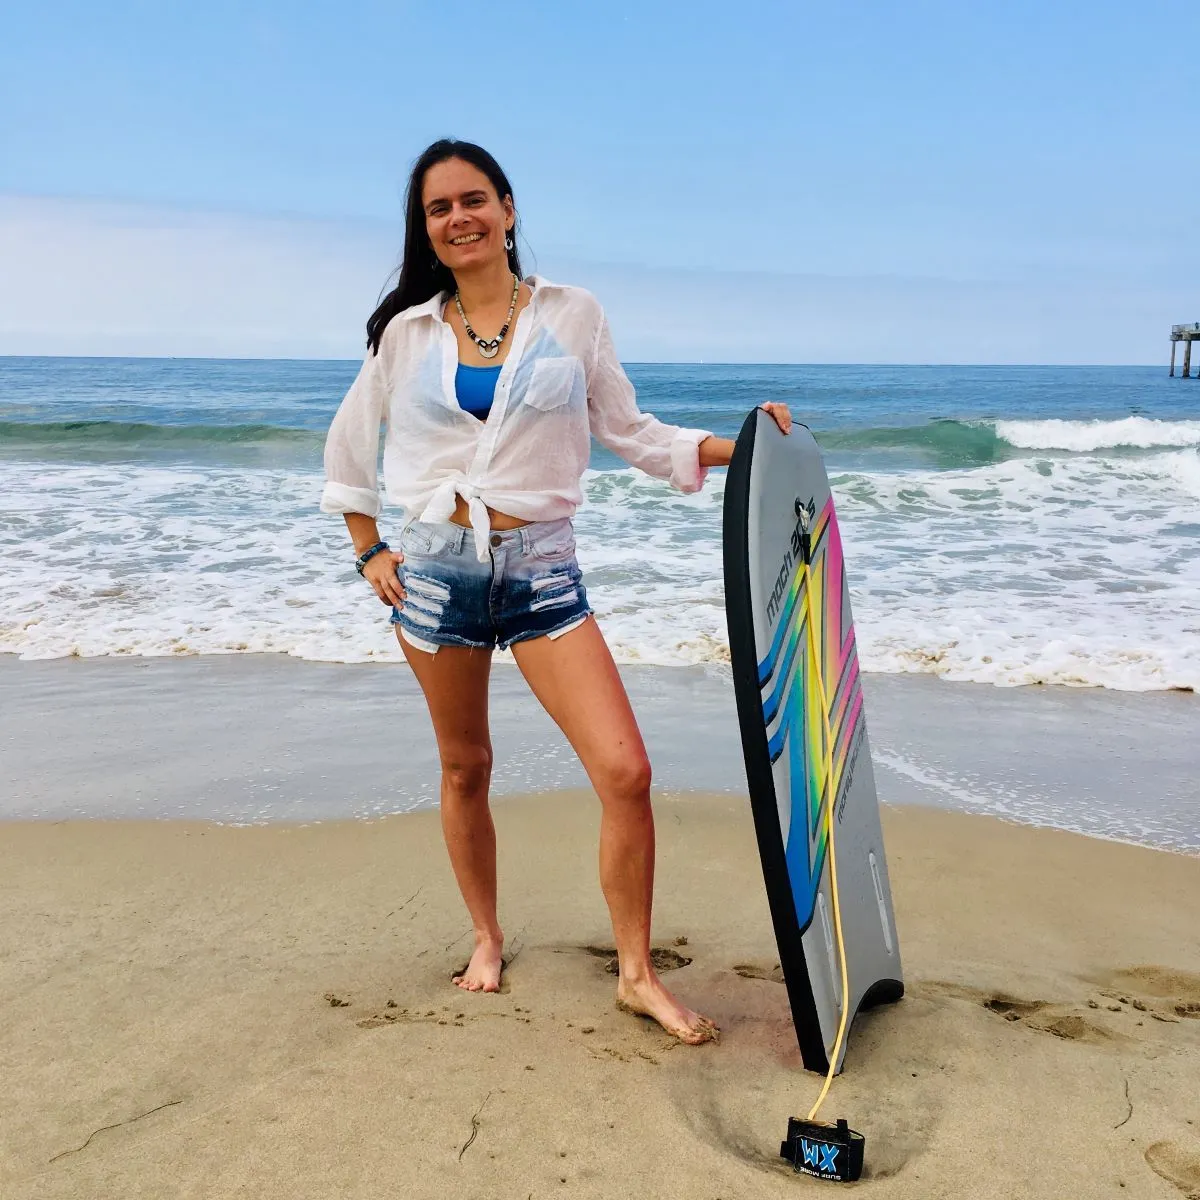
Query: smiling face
422,157,514,274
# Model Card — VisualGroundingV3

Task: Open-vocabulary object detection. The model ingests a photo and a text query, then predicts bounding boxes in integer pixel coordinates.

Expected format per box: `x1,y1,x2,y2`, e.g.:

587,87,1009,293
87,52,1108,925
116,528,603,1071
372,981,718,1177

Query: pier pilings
1171,323,1199,377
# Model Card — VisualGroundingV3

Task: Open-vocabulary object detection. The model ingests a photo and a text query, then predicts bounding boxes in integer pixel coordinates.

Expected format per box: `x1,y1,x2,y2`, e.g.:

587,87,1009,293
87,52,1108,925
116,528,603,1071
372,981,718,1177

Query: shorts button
489,533,502,547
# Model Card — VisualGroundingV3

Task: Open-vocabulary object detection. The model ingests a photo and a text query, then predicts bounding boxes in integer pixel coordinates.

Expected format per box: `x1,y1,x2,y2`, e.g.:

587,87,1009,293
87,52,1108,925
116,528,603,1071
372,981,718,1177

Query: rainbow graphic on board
755,497,865,932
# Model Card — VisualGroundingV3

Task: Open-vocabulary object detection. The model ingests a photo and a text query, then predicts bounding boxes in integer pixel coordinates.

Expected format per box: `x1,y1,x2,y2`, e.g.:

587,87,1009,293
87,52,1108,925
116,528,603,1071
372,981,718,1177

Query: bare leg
511,618,717,1044
397,630,504,993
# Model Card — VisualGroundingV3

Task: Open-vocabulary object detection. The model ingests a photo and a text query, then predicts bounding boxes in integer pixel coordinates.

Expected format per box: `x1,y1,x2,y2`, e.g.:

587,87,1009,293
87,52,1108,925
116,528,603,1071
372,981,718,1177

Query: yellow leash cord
800,554,851,1123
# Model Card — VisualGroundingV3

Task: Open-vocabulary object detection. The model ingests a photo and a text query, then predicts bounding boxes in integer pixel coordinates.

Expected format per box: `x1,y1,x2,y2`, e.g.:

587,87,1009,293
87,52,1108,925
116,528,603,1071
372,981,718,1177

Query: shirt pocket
525,355,583,412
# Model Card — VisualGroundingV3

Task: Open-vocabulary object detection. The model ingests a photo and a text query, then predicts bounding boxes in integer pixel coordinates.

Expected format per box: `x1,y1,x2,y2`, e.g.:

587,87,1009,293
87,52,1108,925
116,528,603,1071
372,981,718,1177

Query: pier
1170,323,1200,377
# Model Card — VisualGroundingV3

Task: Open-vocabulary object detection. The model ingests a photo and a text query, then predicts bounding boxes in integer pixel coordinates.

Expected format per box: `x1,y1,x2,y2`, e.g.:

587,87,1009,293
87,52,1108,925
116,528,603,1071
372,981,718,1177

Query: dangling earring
504,235,514,251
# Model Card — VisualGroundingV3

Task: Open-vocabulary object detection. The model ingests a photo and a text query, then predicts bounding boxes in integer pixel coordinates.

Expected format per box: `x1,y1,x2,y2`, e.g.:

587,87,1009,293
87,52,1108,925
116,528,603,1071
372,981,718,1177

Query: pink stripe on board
837,690,865,768
831,653,861,740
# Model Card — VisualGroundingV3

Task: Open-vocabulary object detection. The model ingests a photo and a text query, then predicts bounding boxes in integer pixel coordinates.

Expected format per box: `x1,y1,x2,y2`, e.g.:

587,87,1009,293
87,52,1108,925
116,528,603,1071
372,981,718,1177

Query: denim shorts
390,517,592,654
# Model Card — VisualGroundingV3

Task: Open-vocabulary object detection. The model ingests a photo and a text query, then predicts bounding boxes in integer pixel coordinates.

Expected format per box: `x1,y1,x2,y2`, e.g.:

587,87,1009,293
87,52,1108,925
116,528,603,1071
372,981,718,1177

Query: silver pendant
477,343,500,359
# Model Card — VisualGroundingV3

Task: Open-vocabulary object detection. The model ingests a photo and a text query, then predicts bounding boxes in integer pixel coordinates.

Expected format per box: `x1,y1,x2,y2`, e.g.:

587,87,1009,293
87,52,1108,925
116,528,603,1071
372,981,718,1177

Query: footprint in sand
584,945,692,976
1098,966,1200,1022
1145,1140,1200,1199
983,995,1109,1041
355,1005,471,1029
920,982,1113,1043
732,962,785,985
981,995,1048,1020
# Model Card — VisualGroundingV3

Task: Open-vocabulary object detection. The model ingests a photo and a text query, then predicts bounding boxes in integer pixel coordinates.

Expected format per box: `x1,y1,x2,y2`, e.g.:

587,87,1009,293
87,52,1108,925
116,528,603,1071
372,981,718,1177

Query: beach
5,1,1200,1192
2,658,1199,1199
2,357,1198,1196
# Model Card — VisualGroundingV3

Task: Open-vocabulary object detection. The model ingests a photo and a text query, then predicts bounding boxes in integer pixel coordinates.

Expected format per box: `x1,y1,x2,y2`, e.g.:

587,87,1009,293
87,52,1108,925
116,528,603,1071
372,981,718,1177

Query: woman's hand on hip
759,402,793,434
364,549,406,607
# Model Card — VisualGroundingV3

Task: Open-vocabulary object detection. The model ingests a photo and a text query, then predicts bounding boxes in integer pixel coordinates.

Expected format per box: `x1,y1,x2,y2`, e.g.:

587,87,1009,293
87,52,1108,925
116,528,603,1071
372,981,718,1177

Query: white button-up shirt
320,276,713,561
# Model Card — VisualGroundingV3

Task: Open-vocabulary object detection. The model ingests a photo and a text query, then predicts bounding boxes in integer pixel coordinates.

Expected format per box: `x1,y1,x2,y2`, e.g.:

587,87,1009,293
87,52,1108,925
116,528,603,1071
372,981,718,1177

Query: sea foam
995,416,1200,452
2,453,1196,692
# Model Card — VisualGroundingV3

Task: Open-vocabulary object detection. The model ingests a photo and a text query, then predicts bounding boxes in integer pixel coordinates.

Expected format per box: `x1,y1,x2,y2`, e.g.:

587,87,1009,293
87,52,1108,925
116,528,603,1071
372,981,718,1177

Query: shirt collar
398,291,446,322
398,274,564,322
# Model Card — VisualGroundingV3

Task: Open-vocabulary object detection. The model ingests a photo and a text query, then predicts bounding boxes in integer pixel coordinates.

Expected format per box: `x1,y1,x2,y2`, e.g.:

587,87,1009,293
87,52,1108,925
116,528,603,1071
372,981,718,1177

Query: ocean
1,356,1197,692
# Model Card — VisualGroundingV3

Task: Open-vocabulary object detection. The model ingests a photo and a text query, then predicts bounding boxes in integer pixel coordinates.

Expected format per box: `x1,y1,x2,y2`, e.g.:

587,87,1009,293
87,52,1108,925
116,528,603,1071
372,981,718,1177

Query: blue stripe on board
763,610,806,728
758,571,803,688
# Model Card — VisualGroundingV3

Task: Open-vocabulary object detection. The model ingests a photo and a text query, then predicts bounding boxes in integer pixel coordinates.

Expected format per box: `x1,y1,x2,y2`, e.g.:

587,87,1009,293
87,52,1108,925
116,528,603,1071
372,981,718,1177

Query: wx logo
800,1138,840,1174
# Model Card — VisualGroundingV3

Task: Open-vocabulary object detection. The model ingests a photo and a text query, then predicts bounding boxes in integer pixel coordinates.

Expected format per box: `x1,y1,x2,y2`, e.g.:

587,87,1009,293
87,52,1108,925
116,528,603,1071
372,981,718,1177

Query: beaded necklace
454,272,520,360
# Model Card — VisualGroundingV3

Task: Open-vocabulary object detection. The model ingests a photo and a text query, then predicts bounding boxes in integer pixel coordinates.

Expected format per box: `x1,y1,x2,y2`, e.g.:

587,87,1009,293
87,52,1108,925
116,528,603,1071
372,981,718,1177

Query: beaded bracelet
354,541,389,576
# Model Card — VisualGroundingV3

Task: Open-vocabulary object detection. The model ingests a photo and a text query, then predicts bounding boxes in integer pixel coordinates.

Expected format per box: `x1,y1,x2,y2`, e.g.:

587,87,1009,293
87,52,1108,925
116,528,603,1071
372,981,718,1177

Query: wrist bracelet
354,541,389,575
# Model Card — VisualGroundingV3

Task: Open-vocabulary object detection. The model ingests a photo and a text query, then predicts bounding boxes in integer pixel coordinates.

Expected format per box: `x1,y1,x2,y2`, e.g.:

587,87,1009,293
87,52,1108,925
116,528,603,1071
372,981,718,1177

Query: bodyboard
723,409,904,1074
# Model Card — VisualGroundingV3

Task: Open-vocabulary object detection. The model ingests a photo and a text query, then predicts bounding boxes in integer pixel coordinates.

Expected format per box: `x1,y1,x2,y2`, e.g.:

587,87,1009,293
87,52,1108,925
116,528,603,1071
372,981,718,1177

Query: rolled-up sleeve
585,308,712,493
320,347,389,516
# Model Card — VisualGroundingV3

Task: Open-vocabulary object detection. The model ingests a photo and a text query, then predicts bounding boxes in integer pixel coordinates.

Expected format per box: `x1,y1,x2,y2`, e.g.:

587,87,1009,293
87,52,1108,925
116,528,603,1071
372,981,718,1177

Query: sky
1,0,1197,363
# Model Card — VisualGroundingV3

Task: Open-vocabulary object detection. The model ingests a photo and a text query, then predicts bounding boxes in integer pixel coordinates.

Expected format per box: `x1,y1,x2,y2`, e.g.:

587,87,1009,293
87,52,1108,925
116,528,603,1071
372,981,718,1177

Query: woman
321,139,791,1045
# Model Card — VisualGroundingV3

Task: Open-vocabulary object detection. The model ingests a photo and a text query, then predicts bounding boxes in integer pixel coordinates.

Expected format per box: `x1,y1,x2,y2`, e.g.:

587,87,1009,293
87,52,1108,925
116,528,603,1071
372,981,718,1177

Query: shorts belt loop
519,524,533,555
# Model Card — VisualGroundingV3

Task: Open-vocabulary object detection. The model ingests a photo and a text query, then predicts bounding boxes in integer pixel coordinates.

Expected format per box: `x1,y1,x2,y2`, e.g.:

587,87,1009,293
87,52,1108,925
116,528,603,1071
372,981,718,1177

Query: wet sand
3,655,1196,852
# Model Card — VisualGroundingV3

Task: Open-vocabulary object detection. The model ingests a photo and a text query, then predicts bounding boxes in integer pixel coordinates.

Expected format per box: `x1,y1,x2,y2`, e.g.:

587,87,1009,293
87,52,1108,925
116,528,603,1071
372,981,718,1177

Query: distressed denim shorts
390,517,592,654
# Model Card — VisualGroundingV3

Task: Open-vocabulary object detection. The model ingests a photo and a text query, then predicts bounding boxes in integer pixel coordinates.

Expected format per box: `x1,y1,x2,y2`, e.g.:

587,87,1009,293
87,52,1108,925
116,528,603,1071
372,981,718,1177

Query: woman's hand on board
759,402,793,434
364,549,406,608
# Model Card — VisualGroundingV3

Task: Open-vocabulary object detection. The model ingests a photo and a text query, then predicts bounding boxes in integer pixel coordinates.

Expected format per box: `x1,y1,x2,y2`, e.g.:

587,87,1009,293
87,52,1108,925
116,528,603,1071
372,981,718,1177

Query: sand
3,656,1197,854
3,788,1199,1199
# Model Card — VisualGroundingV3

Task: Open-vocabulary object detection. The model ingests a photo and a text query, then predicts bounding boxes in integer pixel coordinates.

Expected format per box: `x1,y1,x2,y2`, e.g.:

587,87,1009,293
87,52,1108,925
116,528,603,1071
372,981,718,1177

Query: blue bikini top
455,363,502,421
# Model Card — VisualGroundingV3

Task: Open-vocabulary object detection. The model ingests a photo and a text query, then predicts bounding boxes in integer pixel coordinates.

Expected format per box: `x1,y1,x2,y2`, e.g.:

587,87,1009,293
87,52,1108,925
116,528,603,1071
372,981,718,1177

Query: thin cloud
0,194,1185,363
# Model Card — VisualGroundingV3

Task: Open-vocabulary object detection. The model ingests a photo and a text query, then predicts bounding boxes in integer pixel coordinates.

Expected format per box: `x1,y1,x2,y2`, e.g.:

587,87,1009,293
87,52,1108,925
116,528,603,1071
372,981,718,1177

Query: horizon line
0,353,1169,370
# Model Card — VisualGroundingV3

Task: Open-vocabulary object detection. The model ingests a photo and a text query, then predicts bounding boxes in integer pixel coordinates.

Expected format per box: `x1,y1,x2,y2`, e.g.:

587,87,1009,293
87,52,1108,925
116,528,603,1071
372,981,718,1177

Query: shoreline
3,792,1199,1198
4,654,1196,854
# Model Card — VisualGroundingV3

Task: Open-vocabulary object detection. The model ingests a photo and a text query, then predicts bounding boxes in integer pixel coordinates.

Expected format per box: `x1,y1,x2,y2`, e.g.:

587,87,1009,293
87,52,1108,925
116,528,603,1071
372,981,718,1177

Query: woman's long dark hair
366,139,523,355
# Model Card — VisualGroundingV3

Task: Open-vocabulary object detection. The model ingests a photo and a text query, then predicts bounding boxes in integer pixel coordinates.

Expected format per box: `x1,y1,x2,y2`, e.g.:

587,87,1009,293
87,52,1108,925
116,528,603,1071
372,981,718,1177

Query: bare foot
616,971,719,1045
453,933,504,993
